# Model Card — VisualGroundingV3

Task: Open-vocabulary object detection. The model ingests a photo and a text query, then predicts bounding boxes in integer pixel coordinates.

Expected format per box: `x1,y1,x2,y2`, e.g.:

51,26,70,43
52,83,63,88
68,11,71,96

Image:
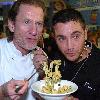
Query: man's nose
67,39,73,51
29,24,37,36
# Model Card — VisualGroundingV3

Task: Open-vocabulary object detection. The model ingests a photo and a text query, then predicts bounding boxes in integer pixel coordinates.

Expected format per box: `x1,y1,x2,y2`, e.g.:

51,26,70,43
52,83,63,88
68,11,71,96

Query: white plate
31,80,78,100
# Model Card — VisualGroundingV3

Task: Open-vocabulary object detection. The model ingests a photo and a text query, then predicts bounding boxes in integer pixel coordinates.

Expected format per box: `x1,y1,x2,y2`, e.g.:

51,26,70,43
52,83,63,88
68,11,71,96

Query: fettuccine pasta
42,60,72,94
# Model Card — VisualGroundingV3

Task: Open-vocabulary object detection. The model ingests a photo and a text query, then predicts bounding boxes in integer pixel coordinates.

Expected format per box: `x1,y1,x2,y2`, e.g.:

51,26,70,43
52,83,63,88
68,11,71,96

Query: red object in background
90,9,98,24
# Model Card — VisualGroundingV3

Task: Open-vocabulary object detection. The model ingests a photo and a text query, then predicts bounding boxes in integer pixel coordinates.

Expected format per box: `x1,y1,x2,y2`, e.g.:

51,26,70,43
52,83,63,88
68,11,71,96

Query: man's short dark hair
52,8,86,30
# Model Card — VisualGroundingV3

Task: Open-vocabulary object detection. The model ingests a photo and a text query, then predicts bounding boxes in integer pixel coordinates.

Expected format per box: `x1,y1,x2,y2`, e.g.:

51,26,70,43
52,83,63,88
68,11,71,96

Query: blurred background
0,0,100,51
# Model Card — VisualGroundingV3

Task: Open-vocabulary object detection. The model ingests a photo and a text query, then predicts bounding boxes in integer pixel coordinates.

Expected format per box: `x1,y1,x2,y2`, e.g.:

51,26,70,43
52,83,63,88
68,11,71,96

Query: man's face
54,21,87,62
9,4,44,53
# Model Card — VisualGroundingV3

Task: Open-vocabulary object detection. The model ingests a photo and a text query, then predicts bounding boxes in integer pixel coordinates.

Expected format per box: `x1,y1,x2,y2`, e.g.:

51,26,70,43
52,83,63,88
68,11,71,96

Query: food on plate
42,60,72,94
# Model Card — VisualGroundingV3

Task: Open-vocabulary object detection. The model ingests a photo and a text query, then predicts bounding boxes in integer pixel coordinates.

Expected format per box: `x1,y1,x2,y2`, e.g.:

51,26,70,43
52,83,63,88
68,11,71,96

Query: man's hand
33,47,48,79
64,96,79,100
1,79,28,100
33,47,48,69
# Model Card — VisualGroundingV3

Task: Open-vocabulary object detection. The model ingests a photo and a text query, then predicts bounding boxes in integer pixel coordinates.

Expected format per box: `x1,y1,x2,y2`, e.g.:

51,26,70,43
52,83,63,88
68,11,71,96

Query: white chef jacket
0,38,38,100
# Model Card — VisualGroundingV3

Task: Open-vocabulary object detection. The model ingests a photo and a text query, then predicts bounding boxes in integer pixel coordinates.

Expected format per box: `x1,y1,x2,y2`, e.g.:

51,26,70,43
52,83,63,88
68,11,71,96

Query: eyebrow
71,31,82,35
56,31,82,37
56,35,64,38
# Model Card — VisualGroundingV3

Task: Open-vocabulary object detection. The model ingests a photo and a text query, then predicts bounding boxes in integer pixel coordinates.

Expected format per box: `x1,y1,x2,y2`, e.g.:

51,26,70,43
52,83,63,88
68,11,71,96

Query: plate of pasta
31,60,78,100
31,80,78,100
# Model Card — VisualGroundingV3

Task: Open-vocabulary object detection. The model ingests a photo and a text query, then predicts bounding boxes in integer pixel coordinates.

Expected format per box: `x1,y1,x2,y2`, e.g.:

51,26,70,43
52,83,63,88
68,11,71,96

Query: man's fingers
18,81,28,94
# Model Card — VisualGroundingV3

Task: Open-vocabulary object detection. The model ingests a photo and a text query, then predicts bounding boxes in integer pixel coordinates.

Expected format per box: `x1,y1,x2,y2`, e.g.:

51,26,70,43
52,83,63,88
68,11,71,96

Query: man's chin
66,57,77,62
26,46,37,51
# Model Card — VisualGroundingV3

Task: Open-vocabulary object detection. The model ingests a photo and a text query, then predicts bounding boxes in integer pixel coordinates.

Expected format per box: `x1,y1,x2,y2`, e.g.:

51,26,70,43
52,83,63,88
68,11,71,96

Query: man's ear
8,19,15,32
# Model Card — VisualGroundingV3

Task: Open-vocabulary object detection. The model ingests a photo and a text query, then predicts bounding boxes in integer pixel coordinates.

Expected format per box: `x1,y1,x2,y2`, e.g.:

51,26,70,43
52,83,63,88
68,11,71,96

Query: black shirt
50,43,100,100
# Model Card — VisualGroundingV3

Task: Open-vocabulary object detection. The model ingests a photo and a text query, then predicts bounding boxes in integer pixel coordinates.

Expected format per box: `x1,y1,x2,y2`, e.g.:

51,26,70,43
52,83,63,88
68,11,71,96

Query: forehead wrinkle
17,4,44,18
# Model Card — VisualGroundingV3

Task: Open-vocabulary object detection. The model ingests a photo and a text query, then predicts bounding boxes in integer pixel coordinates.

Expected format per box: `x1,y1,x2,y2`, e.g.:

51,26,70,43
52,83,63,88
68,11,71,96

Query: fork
15,62,46,93
15,71,37,93
15,47,48,93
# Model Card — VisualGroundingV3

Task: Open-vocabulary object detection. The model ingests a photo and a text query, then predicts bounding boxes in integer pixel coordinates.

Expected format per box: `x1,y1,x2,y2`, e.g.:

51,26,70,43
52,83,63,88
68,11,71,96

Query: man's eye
58,37,64,41
24,20,30,24
36,22,43,27
72,35,80,39
74,36,78,39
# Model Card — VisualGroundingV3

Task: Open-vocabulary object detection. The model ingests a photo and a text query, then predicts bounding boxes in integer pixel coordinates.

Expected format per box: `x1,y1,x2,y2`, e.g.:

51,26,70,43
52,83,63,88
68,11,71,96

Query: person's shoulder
0,38,7,47
88,44,100,69
0,38,7,42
